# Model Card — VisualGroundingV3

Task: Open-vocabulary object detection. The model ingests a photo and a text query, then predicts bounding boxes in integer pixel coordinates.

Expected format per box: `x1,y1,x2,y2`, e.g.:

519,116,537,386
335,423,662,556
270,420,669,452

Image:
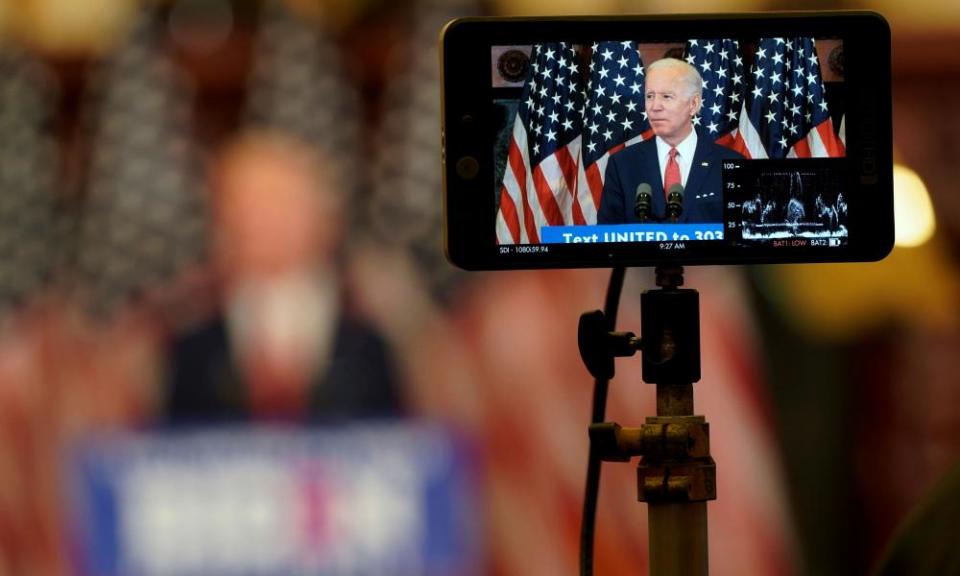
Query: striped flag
684,39,746,149
578,41,653,226
733,37,845,159
496,43,585,245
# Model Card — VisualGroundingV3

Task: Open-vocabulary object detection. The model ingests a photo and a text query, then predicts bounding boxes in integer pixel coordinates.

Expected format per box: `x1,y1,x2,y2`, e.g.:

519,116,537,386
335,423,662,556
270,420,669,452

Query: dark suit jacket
597,131,744,224
166,312,402,423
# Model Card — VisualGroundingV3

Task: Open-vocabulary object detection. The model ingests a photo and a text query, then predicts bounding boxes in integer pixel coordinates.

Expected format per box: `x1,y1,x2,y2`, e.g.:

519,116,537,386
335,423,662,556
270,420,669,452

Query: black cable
580,265,627,576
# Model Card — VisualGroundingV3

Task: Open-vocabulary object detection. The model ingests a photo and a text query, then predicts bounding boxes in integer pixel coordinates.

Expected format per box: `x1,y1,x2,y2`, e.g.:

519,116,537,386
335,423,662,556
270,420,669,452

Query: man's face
644,65,700,145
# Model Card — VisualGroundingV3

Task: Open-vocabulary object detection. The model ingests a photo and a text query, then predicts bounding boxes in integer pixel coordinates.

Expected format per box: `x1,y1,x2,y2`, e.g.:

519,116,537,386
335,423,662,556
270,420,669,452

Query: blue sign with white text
67,424,480,576
541,223,725,243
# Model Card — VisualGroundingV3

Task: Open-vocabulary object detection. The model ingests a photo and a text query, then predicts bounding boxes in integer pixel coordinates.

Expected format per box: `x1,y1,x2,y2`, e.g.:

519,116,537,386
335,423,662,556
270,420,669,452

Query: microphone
666,183,684,222
634,183,653,222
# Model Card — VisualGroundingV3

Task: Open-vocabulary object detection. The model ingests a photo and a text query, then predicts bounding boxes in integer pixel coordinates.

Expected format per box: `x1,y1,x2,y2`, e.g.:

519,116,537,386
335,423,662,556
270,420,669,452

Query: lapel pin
701,162,710,167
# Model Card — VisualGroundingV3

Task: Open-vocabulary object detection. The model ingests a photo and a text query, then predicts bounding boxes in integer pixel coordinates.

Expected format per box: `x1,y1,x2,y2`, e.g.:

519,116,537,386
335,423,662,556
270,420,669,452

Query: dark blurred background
0,0,957,575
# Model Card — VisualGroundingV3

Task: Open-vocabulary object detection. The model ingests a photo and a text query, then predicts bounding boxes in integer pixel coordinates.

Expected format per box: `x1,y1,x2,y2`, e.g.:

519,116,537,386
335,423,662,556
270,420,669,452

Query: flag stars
603,128,613,141
617,55,629,69
620,40,633,50
720,48,728,60
772,52,784,65
613,74,626,87
700,60,712,73
726,109,738,122
548,110,560,123
626,100,638,113
756,47,767,60
767,91,780,104
710,102,722,116
545,128,557,142
601,48,613,61
629,81,642,94
610,93,622,105
634,63,644,76
544,48,556,60
621,117,634,131
713,84,724,98
562,118,574,131
705,42,715,53
707,120,718,133
599,67,610,80
606,110,617,123
752,86,764,99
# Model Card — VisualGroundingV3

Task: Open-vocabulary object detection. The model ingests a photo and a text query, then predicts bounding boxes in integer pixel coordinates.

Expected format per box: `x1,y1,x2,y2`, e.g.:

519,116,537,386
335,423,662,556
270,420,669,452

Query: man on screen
597,57,744,224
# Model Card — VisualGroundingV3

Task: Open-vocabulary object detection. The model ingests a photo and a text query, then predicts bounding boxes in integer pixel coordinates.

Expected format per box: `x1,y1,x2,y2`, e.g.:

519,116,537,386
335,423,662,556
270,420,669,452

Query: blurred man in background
165,132,402,422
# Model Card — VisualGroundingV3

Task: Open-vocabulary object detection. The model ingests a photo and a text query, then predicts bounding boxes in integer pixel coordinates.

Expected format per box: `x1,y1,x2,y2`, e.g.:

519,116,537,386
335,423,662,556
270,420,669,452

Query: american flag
684,39,746,148
245,0,361,198
76,6,206,317
578,41,652,226
496,43,584,244
733,37,845,159
0,47,57,317
496,41,654,244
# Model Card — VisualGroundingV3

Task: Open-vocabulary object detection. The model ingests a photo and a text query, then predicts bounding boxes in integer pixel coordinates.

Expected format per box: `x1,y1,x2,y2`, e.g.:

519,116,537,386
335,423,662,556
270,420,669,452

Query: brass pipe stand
581,266,716,576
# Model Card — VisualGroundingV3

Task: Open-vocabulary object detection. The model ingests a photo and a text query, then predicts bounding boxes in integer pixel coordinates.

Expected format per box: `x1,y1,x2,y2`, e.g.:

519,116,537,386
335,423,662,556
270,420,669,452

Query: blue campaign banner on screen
66,424,480,576
540,223,725,243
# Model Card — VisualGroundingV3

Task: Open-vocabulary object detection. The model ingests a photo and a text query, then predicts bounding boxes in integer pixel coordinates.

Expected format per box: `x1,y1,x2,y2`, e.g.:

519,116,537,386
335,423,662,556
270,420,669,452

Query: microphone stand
579,264,716,576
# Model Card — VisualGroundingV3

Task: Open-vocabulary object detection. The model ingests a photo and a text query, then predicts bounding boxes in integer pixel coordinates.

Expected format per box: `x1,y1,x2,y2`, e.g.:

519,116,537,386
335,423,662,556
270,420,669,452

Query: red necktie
664,147,681,199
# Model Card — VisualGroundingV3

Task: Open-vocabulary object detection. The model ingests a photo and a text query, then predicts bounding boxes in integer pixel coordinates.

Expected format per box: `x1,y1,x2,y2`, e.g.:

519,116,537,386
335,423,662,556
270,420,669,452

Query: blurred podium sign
67,424,479,576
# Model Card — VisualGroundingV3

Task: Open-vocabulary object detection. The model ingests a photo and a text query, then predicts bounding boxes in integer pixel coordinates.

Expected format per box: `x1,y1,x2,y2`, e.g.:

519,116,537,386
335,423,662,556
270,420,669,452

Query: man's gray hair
647,57,703,101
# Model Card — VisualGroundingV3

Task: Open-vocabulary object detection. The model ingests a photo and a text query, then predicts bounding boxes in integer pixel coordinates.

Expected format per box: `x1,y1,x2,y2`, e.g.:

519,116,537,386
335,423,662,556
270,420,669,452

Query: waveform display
738,169,847,240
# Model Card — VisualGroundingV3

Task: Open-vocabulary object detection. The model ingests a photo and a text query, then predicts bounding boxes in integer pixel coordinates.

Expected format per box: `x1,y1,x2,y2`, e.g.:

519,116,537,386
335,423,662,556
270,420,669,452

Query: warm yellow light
893,164,936,248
